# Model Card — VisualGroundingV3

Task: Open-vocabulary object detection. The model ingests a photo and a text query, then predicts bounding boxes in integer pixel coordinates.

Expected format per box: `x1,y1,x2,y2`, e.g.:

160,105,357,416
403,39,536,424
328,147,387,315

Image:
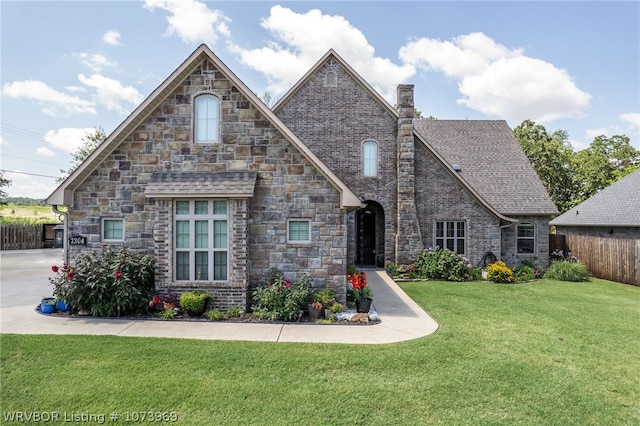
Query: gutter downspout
52,205,69,265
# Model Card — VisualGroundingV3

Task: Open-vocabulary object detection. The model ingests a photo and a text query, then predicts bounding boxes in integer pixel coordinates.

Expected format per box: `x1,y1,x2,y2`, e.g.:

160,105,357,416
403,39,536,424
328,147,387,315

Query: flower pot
308,304,322,320
163,302,177,310
355,298,372,313
41,297,57,314
56,300,71,312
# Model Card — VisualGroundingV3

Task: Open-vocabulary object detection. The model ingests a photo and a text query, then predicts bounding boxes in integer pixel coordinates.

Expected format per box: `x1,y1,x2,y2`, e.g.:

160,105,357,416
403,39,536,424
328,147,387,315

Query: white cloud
228,5,414,99
143,0,230,44
78,52,116,73
620,112,640,135
103,30,121,46
1,80,96,116
44,127,95,154
399,32,590,124
37,146,56,157
78,74,144,115
2,171,58,199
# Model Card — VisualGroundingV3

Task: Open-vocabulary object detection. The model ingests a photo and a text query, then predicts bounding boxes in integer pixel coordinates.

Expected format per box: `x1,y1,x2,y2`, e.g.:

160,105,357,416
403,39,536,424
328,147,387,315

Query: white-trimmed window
435,221,466,254
517,223,536,254
288,219,310,243
175,199,228,281
363,140,378,177
325,71,337,87
194,94,219,143
102,218,124,242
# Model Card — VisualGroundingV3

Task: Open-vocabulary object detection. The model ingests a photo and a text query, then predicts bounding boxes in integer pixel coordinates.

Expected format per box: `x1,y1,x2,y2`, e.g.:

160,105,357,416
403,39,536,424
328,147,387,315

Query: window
435,221,466,254
175,200,228,281
102,218,124,241
363,140,378,176
517,223,535,254
288,219,310,243
325,71,337,87
194,94,219,143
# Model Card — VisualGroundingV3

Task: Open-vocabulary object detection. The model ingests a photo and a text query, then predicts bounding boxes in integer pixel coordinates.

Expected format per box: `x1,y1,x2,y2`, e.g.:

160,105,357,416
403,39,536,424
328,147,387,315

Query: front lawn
1,278,638,425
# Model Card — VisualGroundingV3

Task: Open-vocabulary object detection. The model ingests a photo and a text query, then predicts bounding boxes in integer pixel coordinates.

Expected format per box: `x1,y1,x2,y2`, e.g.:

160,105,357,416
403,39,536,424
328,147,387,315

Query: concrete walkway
0,249,439,344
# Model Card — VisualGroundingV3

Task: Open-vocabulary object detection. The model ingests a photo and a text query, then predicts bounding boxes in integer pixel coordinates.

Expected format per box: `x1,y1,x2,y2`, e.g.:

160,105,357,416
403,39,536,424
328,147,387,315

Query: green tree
57,127,106,183
571,134,639,206
513,120,576,212
0,172,11,203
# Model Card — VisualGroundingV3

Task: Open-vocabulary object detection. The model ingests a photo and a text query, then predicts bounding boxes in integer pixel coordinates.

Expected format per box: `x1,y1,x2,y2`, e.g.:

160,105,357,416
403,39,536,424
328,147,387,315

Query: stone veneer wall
66,59,347,309
414,143,501,266
275,58,399,266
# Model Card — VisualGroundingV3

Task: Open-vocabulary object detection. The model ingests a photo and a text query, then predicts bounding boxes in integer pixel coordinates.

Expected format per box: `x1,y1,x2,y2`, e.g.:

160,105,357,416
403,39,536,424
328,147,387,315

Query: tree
57,127,106,183
0,172,11,203
513,120,576,213
571,134,639,205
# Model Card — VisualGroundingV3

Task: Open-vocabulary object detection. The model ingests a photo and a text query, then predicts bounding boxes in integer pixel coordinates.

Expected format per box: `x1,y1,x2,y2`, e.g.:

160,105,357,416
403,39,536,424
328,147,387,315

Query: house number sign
68,235,87,246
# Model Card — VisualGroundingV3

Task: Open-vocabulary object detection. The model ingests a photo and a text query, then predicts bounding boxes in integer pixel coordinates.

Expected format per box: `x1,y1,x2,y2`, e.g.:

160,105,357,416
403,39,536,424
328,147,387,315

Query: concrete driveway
0,249,439,344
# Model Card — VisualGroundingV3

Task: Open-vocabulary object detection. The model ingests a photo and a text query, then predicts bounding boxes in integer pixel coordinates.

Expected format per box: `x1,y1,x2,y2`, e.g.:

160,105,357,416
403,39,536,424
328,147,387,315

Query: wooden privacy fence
550,234,640,286
0,224,59,250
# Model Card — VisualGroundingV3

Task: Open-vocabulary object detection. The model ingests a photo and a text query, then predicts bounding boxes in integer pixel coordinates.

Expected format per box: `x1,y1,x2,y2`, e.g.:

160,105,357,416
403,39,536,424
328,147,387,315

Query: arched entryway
356,200,385,266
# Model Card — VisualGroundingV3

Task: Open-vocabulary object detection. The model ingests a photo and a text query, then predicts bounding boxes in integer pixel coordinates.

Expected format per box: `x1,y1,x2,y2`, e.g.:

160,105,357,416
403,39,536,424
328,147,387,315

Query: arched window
363,140,378,177
325,71,337,87
195,94,219,143
517,223,536,254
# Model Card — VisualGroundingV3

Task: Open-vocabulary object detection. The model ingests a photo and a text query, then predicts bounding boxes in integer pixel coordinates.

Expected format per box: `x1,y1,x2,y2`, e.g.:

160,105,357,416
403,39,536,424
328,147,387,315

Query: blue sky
1,1,638,199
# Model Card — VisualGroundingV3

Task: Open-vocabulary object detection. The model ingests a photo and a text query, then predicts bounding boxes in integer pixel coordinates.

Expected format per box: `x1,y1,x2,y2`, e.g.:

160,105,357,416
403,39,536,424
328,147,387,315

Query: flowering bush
347,266,372,300
415,248,473,281
252,267,313,321
49,247,155,317
486,261,515,283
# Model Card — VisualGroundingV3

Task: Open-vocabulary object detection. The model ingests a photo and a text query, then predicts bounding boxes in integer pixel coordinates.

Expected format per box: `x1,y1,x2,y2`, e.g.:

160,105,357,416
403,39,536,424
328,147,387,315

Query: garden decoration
348,268,373,313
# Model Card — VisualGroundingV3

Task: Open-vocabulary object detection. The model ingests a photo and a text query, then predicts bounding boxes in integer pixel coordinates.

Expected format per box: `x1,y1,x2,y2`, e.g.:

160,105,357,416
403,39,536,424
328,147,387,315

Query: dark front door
356,207,376,265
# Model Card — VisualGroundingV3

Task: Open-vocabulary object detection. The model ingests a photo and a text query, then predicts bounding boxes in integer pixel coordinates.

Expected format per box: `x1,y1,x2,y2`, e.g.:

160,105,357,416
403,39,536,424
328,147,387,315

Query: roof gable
46,44,360,210
551,168,640,226
414,120,558,216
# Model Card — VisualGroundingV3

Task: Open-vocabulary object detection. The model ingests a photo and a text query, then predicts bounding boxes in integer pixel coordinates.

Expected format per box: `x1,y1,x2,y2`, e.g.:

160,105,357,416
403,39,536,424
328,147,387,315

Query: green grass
2,278,639,425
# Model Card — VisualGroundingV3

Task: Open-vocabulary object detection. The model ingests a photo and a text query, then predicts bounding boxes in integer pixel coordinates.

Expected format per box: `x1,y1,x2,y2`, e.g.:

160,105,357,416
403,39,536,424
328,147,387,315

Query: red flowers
284,280,291,289
152,295,161,305
51,265,59,273
114,270,123,279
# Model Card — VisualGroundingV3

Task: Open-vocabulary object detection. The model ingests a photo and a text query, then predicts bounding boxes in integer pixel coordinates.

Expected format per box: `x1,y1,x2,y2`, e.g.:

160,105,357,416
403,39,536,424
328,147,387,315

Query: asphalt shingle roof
550,168,640,226
145,171,258,198
414,120,558,216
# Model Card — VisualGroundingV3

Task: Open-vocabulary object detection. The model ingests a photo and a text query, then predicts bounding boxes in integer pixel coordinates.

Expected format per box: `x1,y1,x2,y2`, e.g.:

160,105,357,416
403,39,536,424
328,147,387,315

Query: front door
356,204,377,265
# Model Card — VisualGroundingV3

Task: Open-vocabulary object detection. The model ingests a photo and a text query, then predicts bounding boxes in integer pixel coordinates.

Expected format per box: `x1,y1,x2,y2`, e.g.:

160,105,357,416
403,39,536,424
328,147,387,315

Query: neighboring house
47,44,557,308
551,169,640,239
550,169,640,286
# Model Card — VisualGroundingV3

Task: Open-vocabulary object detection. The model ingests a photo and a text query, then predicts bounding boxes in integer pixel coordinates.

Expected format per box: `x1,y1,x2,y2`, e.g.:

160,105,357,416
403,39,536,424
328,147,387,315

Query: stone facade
66,59,348,309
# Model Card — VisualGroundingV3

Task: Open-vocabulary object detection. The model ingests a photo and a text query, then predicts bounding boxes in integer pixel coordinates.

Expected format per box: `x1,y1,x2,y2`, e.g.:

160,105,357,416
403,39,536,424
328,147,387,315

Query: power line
1,123,46,142
0,153,68,168
1,169,60,179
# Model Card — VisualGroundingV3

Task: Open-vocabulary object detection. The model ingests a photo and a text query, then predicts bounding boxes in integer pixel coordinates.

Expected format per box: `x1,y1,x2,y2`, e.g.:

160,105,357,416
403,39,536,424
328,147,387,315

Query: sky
1,0,639,199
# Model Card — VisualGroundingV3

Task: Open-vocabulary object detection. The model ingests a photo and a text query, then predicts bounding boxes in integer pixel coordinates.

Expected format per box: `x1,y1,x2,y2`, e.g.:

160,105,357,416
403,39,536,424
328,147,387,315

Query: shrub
486,261,515,283
314,288,336,307
385,262,400,277
415,248,473,281
544,260,589,282
179,290,212,316
159,309,175,320
206,309,224,321
49,247,155,317
226,306,243,318
252,268,313,321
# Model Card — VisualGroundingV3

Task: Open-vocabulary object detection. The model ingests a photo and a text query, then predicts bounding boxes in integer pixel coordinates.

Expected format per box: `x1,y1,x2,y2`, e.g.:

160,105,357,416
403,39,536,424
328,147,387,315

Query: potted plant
162,289,179,310
40,297,57,314
179,290,212,317
348,268,373,313
314,288,336,318
308,300,323,320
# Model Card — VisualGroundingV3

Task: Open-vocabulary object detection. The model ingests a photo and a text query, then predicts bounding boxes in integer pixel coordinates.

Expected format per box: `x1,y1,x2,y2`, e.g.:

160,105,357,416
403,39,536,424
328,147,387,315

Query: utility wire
1,169,60,179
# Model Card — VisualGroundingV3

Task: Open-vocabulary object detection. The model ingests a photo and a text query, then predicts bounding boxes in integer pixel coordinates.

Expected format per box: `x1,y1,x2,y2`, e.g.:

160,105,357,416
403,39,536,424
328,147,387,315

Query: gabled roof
46,44,361,210
272,49,397,118
273,49,534,222
414,120,559,216
550,168,640,227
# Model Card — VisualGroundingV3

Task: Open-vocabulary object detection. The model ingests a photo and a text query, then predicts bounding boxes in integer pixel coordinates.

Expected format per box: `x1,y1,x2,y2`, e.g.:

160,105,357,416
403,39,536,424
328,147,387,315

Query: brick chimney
395,84,423,264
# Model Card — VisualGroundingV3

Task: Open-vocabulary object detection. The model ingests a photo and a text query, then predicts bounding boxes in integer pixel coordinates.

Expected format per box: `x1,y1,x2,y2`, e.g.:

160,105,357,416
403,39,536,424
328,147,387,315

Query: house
550,168,640,239
46,44,557,308
550,169,640,286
